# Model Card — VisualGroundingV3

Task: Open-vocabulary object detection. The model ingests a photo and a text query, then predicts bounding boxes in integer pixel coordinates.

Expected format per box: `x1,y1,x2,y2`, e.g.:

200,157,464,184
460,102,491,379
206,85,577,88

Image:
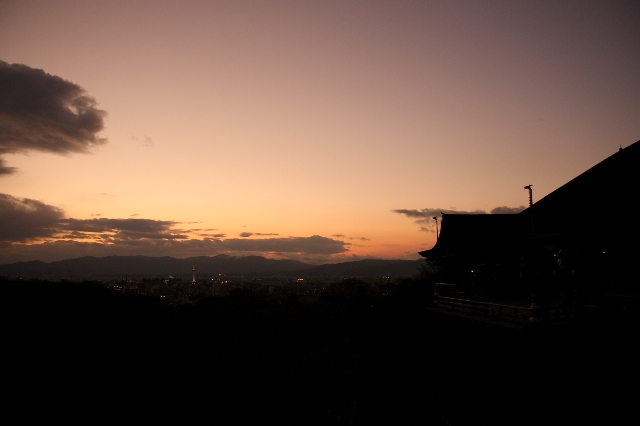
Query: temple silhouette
421,140,640,323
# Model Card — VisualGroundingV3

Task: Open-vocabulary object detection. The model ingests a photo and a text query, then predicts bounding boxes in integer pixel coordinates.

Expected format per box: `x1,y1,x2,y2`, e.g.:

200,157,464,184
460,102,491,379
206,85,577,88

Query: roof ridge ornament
524,185,533,208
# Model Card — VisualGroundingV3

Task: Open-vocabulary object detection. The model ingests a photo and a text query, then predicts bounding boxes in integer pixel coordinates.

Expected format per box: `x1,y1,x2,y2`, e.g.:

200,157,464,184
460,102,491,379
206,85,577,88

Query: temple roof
420,140,640,260
522,140,640,238
419,213,524,259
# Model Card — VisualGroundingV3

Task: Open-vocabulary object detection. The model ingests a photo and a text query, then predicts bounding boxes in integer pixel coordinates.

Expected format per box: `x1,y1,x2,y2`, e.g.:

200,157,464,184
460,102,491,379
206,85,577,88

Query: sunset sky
1,0,638,264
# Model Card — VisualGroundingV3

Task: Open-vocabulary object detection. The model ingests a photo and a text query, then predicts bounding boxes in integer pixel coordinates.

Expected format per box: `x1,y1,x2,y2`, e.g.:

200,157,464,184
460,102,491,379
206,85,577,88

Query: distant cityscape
0,254,424,305
108,273,347,305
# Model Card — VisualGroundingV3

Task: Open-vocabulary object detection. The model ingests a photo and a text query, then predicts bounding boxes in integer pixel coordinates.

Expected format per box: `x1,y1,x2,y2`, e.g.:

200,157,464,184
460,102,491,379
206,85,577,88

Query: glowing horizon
1,1,638,264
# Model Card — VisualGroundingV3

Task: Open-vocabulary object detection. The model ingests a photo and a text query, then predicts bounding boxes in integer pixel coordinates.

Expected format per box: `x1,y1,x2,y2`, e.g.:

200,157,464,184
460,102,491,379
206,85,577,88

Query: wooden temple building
420,140,640,323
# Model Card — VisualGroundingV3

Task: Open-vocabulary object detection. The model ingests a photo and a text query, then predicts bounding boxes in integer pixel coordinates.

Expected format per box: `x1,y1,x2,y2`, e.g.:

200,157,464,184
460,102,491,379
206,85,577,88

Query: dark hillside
301,258,423,278
0,255,422,281
0,254,314,280
4,277,636,425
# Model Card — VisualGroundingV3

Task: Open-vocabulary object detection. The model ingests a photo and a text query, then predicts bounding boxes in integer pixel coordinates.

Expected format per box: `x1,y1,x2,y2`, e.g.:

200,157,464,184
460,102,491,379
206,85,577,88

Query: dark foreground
5,279,638,425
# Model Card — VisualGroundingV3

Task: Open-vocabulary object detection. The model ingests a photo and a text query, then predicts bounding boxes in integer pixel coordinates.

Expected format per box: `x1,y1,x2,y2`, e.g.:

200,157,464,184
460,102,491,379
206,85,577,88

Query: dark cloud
60,217,175,234
239,232,280,237
394,206,523,232
393,208,486,219
0,194,349,263
1,234,350,264
0,193,186,243
57,230,100,240
0,60,106,174
490,205,526,214
58,218,188,241
214,235,348,255
199,233,226,238
0,158,17,175
191,228,222,237
0,193,64,242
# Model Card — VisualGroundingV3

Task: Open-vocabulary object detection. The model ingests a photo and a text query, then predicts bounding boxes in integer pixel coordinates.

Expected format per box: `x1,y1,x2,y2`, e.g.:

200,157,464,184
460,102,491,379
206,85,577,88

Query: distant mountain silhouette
302,259,423,279
0,255,310,280
0,255,422,281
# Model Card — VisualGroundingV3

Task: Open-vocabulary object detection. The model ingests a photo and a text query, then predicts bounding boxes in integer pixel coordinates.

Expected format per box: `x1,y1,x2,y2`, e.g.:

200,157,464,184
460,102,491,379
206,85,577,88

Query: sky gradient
1,0,639,264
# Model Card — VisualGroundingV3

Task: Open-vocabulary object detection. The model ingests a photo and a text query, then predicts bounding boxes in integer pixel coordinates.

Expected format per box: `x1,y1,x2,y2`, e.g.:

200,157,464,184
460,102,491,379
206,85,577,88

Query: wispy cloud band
393,206,525,232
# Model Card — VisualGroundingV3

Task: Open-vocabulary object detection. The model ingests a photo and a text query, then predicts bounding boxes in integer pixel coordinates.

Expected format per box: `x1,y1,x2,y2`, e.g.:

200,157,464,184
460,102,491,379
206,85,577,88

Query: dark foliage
3,276,637,425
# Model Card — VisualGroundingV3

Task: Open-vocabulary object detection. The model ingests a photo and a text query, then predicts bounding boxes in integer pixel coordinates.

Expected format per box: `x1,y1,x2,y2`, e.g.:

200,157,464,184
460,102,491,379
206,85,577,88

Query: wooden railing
435,296,576,324
435,296,532,322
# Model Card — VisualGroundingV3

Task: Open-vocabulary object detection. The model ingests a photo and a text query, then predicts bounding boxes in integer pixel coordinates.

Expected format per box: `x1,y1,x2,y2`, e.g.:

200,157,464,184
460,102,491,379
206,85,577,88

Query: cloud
490,205,526,214
393,208,487,219
0,158,17,175
1,234,350,264
143,135,154,147
0,193,64,242
394,206,524,232
332,233,370,241
58,218,187,241
220,235,348,255
239,232,280,237
199,233,226,238
0,194,349,263
0,193,188,243
0,60,106,175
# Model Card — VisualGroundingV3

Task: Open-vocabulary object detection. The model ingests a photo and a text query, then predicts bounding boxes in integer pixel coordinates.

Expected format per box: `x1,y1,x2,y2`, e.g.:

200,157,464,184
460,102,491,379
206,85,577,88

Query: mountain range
0,255,423,281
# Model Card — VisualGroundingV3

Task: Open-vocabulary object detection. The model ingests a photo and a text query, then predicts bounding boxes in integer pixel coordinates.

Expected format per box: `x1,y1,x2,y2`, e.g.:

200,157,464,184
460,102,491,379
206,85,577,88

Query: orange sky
1,1,639,264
